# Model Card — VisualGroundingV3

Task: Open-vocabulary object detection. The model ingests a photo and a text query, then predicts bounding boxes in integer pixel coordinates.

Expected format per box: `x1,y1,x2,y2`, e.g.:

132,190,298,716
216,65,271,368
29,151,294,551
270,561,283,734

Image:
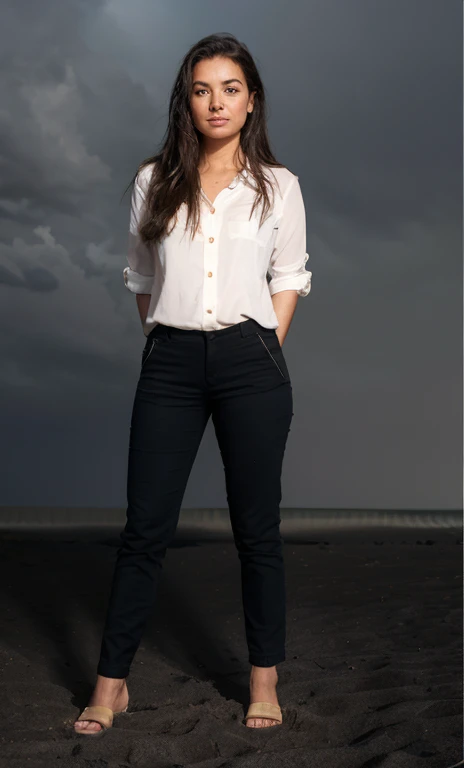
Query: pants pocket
141,338,157,369
255,333,289,380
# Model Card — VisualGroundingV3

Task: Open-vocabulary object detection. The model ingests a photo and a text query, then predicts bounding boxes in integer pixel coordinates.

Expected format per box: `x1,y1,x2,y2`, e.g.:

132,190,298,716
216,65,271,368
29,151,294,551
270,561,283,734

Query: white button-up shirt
123,161,312,336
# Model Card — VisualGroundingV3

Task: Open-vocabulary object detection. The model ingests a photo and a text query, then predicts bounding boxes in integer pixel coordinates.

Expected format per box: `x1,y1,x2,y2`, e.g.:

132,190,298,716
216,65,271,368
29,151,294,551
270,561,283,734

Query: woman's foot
74,675,129,734
246,665,280,728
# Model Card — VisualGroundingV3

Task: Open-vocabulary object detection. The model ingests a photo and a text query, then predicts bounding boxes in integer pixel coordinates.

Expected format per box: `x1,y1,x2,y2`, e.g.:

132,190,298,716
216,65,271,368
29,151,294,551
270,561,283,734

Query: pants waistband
148,318,273,342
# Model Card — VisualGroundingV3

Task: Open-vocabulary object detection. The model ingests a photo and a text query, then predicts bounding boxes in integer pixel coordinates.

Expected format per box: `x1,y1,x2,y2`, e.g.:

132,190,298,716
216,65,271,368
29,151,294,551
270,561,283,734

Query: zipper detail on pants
141,339,156,368
256,333,286,378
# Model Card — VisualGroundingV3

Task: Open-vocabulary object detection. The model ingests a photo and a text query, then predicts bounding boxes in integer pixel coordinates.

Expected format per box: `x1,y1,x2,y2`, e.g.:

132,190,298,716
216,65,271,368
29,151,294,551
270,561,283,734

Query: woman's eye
194,88,238,95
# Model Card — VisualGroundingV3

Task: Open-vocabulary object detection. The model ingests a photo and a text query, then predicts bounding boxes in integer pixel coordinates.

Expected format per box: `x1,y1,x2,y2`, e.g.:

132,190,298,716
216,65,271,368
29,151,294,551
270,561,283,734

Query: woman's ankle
250,664,278,679
95,674,127,687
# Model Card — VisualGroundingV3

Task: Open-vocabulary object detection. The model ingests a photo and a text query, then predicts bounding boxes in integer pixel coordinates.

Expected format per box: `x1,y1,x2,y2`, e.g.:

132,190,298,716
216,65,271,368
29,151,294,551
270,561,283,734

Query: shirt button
207,271,213,277
210,207,215,214
206,309,212,314
208,236,214,243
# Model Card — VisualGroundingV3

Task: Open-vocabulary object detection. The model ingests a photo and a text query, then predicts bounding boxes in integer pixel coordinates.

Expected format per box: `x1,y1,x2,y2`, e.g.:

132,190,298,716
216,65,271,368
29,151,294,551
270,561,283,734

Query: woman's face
189,56,255,142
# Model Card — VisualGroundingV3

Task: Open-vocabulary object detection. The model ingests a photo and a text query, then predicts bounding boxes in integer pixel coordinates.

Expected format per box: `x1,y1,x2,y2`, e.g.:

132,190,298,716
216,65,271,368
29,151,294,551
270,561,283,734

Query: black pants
97,317,294,678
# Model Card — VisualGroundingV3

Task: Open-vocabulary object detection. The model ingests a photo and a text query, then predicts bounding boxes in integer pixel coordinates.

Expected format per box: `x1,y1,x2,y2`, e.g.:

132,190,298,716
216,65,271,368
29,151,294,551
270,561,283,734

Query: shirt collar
199,159,252,207
228,159,251,189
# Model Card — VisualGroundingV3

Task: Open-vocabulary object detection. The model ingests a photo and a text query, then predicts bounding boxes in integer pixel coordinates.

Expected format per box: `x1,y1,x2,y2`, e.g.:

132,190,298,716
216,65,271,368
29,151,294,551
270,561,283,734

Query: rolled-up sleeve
267,175,312,297
123,169,155,294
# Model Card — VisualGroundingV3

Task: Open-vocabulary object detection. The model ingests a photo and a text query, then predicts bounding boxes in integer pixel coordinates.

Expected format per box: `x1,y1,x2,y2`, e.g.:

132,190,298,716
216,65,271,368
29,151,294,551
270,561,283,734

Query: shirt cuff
268,270,312,297
123,267,153,294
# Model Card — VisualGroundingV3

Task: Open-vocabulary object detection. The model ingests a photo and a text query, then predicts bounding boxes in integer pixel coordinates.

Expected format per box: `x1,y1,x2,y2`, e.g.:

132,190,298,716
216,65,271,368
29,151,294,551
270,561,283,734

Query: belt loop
153,324,171,340
240,319,257,338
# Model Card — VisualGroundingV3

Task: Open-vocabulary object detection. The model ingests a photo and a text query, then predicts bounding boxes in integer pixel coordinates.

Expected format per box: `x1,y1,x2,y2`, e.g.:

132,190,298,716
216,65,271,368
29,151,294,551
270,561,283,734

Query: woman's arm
267,175,312,347
136,293,151,327
272,290,299,346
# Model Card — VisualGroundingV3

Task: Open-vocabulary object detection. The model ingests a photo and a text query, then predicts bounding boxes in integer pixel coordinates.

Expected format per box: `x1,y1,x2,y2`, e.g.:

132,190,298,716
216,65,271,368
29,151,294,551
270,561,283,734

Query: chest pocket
227,219,277,248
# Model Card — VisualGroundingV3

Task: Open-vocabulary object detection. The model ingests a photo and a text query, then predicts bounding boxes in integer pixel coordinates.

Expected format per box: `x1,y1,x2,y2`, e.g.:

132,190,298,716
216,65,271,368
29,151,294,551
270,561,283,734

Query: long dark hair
122,33,286,244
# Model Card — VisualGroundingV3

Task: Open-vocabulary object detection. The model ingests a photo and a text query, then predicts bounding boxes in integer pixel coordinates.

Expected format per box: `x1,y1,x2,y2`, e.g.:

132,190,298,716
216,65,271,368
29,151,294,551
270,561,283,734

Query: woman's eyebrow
192,78,243,87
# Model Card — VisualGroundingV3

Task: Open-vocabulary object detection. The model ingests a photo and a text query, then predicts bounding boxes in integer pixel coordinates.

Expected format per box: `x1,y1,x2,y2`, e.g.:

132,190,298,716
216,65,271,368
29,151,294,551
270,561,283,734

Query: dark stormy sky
0,0,461,509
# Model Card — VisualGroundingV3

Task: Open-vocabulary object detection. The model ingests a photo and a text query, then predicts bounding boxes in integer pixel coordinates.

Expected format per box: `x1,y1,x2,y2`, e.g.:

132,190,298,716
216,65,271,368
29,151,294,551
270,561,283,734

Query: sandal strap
76,705,114,730
245,701,282,723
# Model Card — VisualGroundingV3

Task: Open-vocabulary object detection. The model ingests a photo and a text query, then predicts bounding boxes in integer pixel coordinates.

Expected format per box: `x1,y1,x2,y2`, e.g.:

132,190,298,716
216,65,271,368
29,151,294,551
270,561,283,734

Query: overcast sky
0,0,461,510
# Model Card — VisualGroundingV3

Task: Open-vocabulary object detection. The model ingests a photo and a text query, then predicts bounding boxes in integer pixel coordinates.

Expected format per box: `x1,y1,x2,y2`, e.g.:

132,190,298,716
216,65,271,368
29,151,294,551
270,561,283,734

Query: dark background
0,0,461,512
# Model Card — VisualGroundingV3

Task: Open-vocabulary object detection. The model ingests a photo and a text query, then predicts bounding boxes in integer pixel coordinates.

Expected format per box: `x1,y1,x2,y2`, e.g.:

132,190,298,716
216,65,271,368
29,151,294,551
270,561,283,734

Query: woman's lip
208,118,229,124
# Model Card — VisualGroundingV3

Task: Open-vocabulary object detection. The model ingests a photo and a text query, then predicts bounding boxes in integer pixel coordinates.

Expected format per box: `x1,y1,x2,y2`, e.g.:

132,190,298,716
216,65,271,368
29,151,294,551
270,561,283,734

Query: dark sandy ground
0,525,461,768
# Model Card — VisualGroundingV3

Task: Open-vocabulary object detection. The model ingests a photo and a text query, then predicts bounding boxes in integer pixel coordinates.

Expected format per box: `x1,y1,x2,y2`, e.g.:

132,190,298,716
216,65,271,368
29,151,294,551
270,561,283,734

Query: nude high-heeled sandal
244,701,282,726
74,704,128,737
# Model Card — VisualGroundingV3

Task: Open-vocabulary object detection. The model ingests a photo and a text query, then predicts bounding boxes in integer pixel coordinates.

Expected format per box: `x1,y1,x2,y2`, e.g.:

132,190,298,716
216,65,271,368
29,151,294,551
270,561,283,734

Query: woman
74,32,311,735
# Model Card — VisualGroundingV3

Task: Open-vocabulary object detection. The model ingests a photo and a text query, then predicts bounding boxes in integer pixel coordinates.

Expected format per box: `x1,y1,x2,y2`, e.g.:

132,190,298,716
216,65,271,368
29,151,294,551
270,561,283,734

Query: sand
0,524,461,767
